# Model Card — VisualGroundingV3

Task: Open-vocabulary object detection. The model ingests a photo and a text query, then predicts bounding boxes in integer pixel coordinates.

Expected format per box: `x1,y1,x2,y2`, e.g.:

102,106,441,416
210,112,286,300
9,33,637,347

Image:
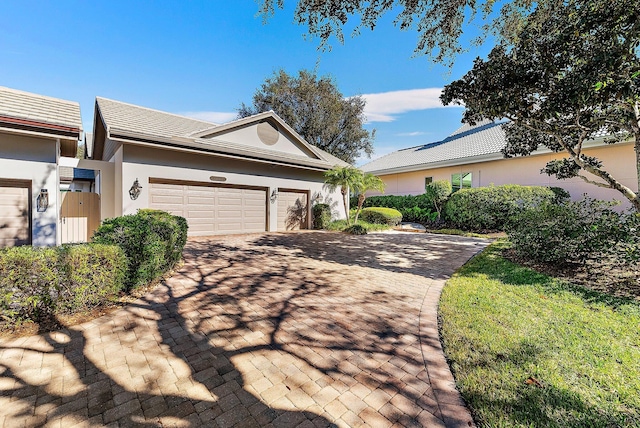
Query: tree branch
576,174,613,189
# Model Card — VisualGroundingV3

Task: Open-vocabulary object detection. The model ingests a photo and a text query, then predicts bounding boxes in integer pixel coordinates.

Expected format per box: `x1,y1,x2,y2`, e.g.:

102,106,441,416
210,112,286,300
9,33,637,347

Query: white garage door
149,180,267,236
0,180,30,247
277,189,308,231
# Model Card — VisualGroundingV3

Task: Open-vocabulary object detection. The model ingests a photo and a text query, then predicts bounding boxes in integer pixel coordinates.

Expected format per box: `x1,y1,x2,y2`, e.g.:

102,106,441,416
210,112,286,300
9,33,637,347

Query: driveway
0,232,489,427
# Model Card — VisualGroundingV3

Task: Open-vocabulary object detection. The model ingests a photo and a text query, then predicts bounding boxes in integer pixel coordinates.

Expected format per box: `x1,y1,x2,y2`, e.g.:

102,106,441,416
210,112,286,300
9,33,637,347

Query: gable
199,119,318,160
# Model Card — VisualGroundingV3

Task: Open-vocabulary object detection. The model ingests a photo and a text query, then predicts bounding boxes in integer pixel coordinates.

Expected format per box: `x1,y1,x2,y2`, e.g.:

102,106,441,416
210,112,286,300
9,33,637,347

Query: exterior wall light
270,189,278,203
36,189,49,212
129,178,142,200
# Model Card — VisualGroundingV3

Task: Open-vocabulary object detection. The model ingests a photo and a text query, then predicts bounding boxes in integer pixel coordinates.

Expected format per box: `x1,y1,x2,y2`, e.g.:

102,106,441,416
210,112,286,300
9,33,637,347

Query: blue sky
0,1,492,165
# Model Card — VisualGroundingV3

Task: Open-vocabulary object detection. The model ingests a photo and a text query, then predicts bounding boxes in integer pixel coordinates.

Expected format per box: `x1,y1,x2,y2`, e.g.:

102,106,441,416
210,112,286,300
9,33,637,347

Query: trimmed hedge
360,207,403,226
0,244,126,324
312,203,332,229
353,194,438,223
444,185,558,231
92,209,188,290
344,224,368,235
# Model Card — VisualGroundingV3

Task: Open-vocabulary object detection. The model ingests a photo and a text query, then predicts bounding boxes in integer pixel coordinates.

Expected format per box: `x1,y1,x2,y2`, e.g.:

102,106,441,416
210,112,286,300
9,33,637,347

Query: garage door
149,180,267,236
0,180,31,247
277,189,308,231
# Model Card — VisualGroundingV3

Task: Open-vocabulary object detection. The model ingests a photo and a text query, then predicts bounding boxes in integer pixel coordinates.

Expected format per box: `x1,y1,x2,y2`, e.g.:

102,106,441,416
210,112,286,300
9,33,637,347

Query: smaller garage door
149,180,267,237
0,179,31,247
277,189,308,231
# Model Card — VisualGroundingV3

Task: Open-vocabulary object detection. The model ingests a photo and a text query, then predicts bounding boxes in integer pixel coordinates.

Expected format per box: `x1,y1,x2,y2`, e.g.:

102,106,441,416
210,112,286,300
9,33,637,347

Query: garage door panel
0,183,30,247
149,181,266,236
277,190,308,231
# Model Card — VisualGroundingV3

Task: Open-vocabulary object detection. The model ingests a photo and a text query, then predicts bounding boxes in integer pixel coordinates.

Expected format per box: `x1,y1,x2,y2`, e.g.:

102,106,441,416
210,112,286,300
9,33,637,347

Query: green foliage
441,241,640,427
360,207,402,226
399,206,438,223
92,210,188,290
548,186,571,203
324,166,364,225
312,203,332,229
442,0,640,211
507,198,640,266
425,180,452,219
56,244,127,313
352,172,386,224
326,219,390,232
258,0,535,65
0,244,126,325
444,185,557,231
343,224,367,235
238,69,374,164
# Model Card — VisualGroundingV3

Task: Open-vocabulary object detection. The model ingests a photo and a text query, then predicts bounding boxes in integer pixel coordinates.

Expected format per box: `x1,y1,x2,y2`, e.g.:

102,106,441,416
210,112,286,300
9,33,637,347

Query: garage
0,179,31,247
277,189,308,231
149,179,267,236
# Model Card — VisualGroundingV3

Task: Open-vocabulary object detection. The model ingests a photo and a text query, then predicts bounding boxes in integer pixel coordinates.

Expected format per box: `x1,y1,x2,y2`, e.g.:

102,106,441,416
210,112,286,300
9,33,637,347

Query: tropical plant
323,166,363,225
352,173,385,224
424,180,452,220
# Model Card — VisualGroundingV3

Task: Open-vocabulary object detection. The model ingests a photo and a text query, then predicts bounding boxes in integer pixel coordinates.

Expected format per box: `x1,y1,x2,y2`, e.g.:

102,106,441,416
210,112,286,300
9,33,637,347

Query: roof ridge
0,86,80,107
96,96,216,126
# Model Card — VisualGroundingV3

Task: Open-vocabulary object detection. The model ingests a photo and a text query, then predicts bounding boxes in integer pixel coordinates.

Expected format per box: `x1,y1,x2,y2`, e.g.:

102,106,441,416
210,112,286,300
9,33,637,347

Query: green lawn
440,241,640,427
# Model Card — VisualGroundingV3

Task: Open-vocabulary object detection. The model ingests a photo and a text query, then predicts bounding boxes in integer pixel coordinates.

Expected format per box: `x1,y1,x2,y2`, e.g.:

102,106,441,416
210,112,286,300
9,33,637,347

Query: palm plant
353,173,385,224
323,166,362,225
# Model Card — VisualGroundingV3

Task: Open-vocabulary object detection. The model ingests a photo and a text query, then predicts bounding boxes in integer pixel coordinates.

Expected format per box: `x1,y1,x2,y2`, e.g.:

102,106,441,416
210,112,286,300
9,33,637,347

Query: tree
238,69,374,164
441,0,640,212
353,173,385,224
323,166,363,225
257,0,538,64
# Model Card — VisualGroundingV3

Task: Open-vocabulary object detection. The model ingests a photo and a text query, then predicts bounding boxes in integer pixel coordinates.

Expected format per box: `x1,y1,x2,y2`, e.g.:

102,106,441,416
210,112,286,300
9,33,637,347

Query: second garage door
149,180,267,236
277,189,308,231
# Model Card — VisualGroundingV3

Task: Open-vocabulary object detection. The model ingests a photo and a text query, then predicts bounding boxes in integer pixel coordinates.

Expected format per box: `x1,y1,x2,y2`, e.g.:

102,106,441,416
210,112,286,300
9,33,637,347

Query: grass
326,219,391,232
440,240,640,428
427,228,493,239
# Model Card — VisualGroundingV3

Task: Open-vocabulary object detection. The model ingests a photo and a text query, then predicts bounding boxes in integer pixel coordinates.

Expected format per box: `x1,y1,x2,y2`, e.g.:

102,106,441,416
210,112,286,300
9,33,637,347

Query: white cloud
396,131,427,137
359,88,461,123
181,111,238,124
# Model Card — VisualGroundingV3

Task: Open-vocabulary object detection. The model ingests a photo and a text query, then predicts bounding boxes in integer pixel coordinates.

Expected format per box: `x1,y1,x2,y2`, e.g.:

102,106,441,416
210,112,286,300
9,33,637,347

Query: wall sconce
270,189,278,203
129,178,142,200
36,189,49,212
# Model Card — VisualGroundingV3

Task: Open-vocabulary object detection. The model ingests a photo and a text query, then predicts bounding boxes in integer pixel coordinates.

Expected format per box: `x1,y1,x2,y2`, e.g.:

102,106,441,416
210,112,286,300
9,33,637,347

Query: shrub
360,207,403,226
92,210,188,289
344,224,368,235
425,180,452,219
444,184,557,231
0,244,126,325
312,203,332,229
506,198,639,265
400,206,438,223
57,244,127,313
354,193,433,211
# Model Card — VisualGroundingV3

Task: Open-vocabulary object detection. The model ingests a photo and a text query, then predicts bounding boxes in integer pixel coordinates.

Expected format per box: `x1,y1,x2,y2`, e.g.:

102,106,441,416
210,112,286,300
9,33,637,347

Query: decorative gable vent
257,121,279,146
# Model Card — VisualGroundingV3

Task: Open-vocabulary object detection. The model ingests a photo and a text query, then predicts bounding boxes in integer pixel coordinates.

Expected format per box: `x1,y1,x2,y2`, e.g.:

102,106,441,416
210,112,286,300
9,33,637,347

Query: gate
60,192,101,244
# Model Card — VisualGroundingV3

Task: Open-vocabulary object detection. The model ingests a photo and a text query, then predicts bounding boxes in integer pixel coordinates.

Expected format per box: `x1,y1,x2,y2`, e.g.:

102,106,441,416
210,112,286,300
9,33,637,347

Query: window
424,176,433,190
451,172,472,192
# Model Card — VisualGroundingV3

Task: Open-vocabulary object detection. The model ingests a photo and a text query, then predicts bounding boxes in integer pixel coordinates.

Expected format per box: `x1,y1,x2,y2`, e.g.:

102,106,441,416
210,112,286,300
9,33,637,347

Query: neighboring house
60,166,96,192
361,121,638,208
0,86,82,247
87,97,348,237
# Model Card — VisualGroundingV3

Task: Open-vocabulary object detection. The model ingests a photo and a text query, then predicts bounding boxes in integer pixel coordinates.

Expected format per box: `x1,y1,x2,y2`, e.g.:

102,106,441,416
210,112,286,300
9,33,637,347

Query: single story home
0,86,348,247
361,121,638,208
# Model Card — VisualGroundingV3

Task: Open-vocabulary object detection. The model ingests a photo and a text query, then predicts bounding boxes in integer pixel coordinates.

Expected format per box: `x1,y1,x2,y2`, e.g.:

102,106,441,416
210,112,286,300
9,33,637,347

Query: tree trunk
354,194,365,224
342,188,350,225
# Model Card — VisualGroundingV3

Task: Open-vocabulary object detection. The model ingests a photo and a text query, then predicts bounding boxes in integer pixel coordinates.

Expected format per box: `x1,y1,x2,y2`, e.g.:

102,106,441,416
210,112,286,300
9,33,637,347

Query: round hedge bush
360,207,403,226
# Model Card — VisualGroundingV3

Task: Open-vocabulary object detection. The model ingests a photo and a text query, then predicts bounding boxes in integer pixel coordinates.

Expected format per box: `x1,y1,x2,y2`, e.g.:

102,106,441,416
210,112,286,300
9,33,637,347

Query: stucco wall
0,133,59,246
117,145,345,230
372,143,637,209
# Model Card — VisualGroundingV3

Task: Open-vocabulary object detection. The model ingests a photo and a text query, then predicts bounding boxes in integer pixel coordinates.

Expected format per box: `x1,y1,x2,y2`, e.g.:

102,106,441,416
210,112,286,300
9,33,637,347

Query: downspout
55,138,61,246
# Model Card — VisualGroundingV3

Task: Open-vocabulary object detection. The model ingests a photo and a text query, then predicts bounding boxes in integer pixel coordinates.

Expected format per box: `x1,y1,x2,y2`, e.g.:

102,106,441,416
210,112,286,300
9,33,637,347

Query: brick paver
0,231,488,427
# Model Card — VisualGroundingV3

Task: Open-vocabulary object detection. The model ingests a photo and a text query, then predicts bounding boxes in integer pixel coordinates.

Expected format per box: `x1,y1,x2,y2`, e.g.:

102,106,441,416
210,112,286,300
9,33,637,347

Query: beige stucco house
0,86,82,247
362,121,638,209
0,86,348,247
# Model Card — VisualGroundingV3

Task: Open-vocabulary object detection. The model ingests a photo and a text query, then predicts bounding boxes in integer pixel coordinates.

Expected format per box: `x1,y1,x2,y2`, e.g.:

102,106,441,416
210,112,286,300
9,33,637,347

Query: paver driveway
0,232,489,427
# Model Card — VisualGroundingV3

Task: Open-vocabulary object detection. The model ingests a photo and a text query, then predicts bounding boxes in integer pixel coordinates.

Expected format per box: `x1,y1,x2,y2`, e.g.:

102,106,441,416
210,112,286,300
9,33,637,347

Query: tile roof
0,86,82,131
96,97,349,169
362,120,507,174
96,97,216,137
